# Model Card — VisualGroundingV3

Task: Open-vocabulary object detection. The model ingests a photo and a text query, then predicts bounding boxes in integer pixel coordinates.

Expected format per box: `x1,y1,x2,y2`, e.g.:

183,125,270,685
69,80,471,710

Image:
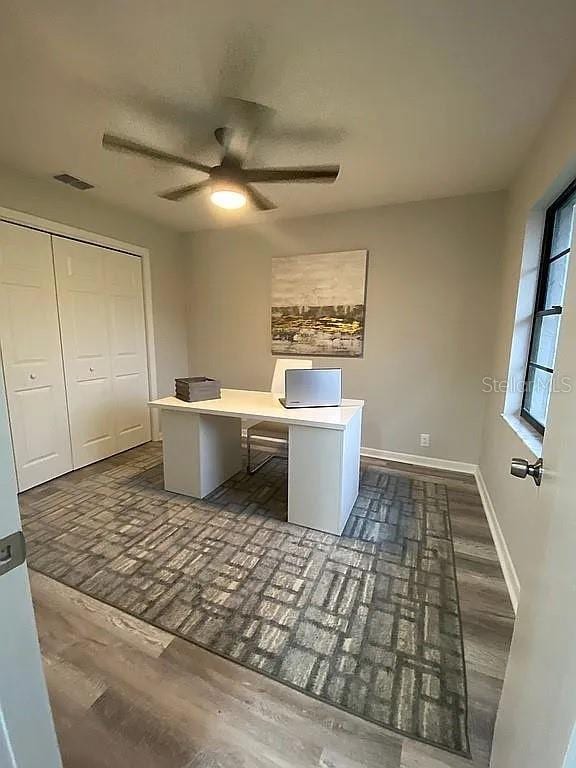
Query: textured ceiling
1,0,576,231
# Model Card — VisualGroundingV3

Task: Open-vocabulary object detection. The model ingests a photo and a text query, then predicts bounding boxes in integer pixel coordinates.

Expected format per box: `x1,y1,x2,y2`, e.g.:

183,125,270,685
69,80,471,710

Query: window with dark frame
521,179,576,434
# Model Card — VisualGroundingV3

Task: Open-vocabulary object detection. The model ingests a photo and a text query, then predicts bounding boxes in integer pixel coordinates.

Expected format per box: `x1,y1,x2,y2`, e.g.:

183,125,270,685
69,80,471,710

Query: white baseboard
474,467,520,614
245,434,478,473
359,446,478,475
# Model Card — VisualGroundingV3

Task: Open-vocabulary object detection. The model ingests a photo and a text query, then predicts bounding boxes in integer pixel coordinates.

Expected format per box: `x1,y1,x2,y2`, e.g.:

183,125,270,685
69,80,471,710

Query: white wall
478,65,576,592
0,164,189,397
184,192,505,464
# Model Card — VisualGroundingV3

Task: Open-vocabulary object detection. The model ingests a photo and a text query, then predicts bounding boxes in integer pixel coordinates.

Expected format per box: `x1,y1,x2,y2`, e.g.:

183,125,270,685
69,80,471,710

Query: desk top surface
149,388,364,430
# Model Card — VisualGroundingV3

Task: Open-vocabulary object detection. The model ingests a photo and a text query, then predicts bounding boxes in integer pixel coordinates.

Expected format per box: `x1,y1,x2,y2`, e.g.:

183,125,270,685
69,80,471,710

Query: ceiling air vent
53,173,94,191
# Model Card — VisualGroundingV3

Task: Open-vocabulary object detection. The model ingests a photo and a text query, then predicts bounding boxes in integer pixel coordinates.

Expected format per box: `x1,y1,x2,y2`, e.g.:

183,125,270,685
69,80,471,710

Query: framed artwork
271,249,368,357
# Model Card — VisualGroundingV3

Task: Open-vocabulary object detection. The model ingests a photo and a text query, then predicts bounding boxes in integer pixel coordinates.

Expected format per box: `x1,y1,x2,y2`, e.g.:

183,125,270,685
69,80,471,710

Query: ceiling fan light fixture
210,185,247,210
102,100,340,214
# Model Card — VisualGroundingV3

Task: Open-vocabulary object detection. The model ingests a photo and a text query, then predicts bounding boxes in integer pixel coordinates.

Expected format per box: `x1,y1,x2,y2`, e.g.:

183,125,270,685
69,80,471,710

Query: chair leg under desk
246,432,284,475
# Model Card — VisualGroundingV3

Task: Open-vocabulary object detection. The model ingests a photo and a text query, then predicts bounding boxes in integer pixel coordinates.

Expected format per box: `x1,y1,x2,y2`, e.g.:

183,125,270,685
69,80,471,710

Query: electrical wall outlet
419,433,431,448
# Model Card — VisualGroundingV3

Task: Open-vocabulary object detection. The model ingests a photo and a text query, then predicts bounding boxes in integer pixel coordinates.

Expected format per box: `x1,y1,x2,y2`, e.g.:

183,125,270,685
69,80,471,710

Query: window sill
501,412,543,459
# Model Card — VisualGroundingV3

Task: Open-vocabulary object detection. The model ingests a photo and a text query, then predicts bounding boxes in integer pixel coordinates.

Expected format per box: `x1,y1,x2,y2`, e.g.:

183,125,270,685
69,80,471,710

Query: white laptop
280,368,342,408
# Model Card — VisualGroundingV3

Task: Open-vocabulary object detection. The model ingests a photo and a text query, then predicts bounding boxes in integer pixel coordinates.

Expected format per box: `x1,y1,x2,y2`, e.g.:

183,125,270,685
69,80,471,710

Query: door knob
510,457,543,486
29,373,37,380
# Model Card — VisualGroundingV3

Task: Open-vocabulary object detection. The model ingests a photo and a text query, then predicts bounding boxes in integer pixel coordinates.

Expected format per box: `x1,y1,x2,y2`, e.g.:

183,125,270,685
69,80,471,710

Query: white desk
149,389,364,535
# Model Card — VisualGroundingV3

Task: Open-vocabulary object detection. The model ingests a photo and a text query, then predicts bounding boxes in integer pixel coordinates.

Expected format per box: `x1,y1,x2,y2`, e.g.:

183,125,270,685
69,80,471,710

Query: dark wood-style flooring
30,456,515,768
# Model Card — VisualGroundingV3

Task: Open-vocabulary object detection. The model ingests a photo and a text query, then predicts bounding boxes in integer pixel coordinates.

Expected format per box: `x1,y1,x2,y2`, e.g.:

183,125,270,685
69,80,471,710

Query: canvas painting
271,250,368,357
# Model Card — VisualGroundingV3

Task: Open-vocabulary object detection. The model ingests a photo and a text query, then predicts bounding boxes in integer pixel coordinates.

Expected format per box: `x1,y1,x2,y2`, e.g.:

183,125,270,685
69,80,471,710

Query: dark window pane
544,253,569,309
524,180,576,432
525,365,552,427
529,313,560,369
551,195,576,256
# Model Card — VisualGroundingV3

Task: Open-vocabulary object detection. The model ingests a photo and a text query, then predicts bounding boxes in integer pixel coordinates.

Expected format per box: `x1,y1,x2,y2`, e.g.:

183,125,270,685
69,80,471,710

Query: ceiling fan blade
219,98,275,166
245,185,277,211
241,165,340,183
102,134,211,174
158,181,209,201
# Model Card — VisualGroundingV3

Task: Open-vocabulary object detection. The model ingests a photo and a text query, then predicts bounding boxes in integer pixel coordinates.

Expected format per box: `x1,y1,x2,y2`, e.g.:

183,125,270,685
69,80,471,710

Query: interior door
491,216,576,767
0,360,62,767
53,237,116,468
0,222,72,490
106,250,151,451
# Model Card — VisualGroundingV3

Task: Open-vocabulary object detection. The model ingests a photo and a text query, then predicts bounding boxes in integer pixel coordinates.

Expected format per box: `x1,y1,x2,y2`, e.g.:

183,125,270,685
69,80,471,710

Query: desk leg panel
340,408,362,527
161,410,242,498
288,417,361,535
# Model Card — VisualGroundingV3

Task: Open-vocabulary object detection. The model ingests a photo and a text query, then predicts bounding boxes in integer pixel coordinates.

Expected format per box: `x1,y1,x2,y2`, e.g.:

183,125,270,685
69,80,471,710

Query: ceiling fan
102,98,340,211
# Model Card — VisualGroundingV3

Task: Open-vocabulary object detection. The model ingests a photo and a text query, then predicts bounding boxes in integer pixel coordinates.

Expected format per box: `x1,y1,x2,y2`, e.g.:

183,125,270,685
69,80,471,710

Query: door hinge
0,531,26,577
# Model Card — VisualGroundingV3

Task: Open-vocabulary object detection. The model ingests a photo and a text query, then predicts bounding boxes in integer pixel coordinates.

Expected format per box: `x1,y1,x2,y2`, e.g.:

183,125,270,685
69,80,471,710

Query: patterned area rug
20,442,469,755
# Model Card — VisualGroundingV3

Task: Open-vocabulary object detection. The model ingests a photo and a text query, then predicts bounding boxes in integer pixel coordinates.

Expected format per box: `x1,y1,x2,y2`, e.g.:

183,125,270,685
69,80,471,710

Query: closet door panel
53,239,150,466
0,223,72,490
67,291,111,382
53,238,116,468
106,252,150,452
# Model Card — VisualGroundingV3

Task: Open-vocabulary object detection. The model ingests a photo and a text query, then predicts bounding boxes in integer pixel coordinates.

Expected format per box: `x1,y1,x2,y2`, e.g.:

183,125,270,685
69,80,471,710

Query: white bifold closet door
0,223,73,490
52,237,151,469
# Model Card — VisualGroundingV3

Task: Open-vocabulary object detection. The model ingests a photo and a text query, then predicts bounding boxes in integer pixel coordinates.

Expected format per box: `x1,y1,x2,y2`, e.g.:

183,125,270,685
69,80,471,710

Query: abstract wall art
271,250,368,357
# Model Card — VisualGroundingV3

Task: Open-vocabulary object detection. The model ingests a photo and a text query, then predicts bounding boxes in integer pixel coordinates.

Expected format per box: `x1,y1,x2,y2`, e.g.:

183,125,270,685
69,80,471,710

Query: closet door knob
29,373,37,380
89,366,95,373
